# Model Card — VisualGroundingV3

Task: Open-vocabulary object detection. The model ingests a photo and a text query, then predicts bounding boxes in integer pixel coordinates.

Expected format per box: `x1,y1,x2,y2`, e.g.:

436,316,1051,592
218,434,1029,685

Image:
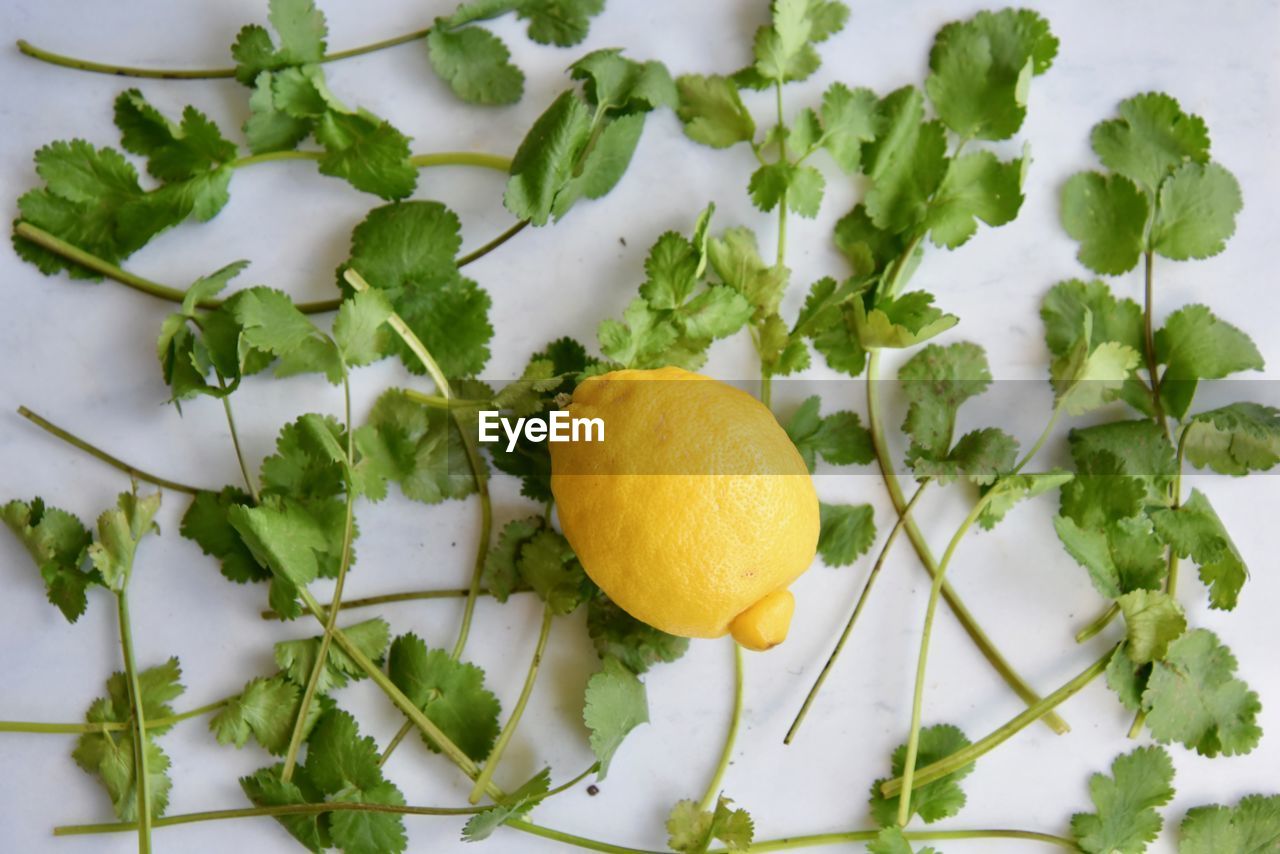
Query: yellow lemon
549,366,819,650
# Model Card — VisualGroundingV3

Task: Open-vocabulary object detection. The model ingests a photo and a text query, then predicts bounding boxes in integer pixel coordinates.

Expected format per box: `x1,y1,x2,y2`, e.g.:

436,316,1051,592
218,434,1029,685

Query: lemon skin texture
549,366,819,651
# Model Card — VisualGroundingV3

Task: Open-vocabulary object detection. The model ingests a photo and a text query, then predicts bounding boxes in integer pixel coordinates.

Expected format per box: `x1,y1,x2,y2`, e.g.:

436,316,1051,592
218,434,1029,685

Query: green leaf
707,227,788,322
461,768,552,841
819,83,878,173
114,90,238,182
387,633,501,761
1041,279,1144,359
798,278,867,376
333,289,393,367
1053,514,1166,600
518,528,591,615
640,231,700,310
1151,162,1242,261
898,342,992,459
583,656,649,779
314,111,417,200
482,516,543,601
667,796,755,853
978,472,1072,530
1156,305,1262,418
1183,402,1280,475
268,0,328,64
1090,92,1210,191
586,592,689,674
1,498,96,622
570,50,677,113
833,206,907,277
1061,171,1149,275
518,0,605,47
210,675,304,754
870,724,973,826
817,503,876,567
909,427,1018,485
852,290,958,349
231,286,340,381
305,708,383,793
1150,490,1247,610
1068,420,1177,493
504,90,594,225
1070,746,1175,854
329,782,409,854
750,0,841,84
1049,315,1141,416
240,765,330,851
675,74,755,149
88,490,161,592
275,618,390,694
1179,794,1280,854
1117,590,1187,665
552,114,646,216
868,827,939,854
862,87,948,233
1142,629,1262,757
426,26,523,106
924,149,1025,248
785,396,874,472
243,71,313,152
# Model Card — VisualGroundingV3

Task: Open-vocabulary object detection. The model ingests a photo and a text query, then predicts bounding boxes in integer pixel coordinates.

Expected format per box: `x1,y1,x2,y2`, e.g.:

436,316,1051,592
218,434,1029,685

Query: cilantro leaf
2,498,96,622
505,91,593,225
749,0,845,85
210,675,308,755
1060,171,1149,275
1156,304,1262,419
667,796,754,853
707,227,788,323
518,528,592,614
1053,514,1166,600
819,83,878,173
306,707,384,794
862,87,948,233
1070,746,1175,854
483,516,544,601
570,50,677,114
243,71,313,152
794,276,868,376
462,768,552,842
817,502,876,567
89,490,161,593
785,396,874,472
898,341,992,460
586,592,689,674
329,782,409,854
1151,162,1242,261
1041,279,1144,360
676,75,755,149
1180,794,1280,854
978,472,1072,530
869,827,938,854
1183,402,1280,475
518,0,605,47
852,290,958,349
583,656,649,779
387,633,501,761
924,149,1025,248
275,618,390,695
114,90,238,183
426,26,524,106
181,487,270,584
240,765,330,851
1090,92,1209,192
314,111,417,201
73,659,184,820
231,0,328,84
1117,590,1187,665
1150,490,1247,610
232,287,341,382
332,288,392,368
1142,629,1262,757
926,8,1057,140
1050,320,1141,417
870,724,973,825
909,427,1018,485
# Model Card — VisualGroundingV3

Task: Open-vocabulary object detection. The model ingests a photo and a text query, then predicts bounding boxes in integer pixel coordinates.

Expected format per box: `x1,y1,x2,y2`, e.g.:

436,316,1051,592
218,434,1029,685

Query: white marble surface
1,1,1278,852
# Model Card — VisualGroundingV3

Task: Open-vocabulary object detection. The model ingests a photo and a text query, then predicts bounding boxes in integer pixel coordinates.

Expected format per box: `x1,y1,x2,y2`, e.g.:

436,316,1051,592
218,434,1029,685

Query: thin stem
401,391,489,410
379,721,414,768
345,270,450,396
219,389,259,504
1142,250,1172,442
881,648,1115,797
456,219,530,267
1166,425,1189,598
228,150,510,174
115,591,152,854
261,586,530,620
698,641,745,813
282,372,357,781
17,26,433,80
546,764,599,798
864,351,1069,734
450,424,493,660
0,698,228,735
1075,603,1120,643
52,800,482,836
761,375,773,409
710,829,1077,852
897,494,991,825
508,821,663,854
468,606,555,803
1128,711,1147,739
18,406,204,495
1013,402,1064,474
295,589,504,800
785,483,928,744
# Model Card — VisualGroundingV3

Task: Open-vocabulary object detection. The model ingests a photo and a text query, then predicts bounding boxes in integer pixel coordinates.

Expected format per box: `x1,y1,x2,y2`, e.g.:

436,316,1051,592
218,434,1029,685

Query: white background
1,0,1278,852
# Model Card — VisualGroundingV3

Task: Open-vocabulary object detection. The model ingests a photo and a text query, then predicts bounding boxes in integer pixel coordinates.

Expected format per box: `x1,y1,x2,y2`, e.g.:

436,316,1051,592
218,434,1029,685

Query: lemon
549,366,819,650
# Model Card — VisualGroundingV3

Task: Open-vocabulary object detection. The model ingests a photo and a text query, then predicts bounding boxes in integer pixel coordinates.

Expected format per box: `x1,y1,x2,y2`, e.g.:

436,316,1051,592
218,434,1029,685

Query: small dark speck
587,785,599,796
450,542,456,547
619,237,627,246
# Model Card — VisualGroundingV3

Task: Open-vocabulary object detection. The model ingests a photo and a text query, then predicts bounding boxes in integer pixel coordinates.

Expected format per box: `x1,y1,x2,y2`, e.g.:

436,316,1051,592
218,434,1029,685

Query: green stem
281,372,357,781
1166,425,1189,598
219,389,260,504
115,591,152,854
1075,603,1119,643
710,829,1077,852
698,641,745,813
456,219,530,267
761,375,773,410
785,483,928,745
468,605,555,803
897,494,991,825
17,406,204,495
295,588,504,800
1013,402,1065,474
400,391,489,410
228,149,511,174
379,721,414,768
0,698,227,735
16,26,434,79
52,800,482,836
508,821,663,854
261,585,530,620
864,351,1069,735
881,648,1115,797
1142,249,1172,442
